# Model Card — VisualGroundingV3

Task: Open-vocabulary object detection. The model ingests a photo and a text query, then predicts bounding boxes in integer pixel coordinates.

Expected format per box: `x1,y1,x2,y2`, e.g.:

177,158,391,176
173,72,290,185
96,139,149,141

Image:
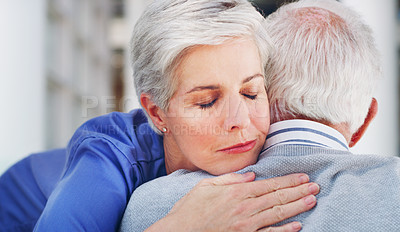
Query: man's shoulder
244,144,400,181
121,170,212,232
253,145,400,231
134,169,213,196
257,144,400,167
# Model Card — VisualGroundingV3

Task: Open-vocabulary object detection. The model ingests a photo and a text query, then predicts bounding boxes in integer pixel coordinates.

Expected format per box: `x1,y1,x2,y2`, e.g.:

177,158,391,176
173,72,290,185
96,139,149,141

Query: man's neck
273,117,351,145
264,118,349,150
329,123,351,144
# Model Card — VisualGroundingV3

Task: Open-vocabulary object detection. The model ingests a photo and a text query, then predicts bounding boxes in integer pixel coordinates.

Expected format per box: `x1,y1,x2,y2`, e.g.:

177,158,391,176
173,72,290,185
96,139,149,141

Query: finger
243,173,310,197
252,183,319,211
257,221,302,232
254,195,317,228
199,172,255,186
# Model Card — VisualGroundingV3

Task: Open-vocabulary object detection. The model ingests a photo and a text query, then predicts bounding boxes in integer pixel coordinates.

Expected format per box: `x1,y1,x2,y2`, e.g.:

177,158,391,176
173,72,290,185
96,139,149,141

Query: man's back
121,0,400,230
121,144,400,231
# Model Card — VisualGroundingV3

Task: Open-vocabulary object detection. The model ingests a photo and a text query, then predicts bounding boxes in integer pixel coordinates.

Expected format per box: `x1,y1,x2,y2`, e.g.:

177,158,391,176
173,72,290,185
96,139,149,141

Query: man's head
265,0,380,144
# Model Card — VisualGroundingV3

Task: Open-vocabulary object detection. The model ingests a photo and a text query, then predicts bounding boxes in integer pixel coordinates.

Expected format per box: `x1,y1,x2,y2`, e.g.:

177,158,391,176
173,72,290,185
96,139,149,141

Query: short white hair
131,0,272,133
265,0,381,133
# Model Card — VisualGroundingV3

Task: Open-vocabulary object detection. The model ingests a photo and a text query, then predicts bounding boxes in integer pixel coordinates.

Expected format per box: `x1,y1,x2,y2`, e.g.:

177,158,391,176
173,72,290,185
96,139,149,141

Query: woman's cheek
250,102,270,133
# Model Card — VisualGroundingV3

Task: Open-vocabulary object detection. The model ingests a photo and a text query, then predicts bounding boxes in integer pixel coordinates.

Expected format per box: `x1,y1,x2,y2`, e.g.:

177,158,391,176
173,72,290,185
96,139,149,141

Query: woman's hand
146,172,319,232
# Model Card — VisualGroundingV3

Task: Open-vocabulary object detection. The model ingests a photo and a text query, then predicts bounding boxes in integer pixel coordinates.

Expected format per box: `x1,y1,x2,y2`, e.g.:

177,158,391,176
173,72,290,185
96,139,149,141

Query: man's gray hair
265,0,381,133
130,0,272,133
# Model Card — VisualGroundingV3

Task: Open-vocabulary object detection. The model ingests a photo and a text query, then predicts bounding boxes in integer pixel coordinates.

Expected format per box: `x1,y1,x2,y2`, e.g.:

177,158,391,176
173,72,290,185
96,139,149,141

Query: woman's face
163,38,270,175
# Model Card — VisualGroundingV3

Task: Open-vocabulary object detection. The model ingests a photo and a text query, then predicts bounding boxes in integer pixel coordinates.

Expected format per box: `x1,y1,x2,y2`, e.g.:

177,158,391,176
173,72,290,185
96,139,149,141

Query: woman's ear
140,93,167,131
349,98,378,147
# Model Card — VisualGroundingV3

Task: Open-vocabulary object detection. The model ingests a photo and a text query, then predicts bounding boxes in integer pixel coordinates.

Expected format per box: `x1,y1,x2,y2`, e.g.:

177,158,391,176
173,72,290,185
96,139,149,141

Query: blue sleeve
0,148,66,232
34,137,136,231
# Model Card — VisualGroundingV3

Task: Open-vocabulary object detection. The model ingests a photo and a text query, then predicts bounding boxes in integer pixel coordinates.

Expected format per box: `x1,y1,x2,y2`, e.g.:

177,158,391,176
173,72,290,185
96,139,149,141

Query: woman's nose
223,95,250,132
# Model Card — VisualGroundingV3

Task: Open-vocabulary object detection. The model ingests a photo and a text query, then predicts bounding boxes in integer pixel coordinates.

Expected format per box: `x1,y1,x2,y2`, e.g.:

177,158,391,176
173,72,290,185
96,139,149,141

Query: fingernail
304,195,316,205
299,174,309,184
292,222,302,231
243,172,254,178
308,183,319,194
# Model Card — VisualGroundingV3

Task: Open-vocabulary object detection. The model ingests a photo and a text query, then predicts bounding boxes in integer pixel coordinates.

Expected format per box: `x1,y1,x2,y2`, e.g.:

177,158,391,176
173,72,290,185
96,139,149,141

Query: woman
0,0,318,231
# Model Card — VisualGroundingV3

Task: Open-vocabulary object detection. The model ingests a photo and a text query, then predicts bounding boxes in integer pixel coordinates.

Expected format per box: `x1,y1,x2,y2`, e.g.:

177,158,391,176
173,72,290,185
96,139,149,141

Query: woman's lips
218,139,257,154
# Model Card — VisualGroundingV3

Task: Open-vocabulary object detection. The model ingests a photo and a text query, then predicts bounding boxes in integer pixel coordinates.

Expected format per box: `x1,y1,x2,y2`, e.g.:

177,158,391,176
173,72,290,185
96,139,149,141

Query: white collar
263,120,349,152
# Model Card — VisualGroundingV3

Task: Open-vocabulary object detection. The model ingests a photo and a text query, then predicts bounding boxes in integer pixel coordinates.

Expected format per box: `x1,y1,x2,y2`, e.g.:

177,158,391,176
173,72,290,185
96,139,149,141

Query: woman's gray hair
265,0,381,133
130,0,272,133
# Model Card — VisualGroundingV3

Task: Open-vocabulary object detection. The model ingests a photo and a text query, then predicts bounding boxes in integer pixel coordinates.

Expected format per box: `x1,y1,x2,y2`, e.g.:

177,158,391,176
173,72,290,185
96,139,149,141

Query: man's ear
349,98,378,147
140,93,167,131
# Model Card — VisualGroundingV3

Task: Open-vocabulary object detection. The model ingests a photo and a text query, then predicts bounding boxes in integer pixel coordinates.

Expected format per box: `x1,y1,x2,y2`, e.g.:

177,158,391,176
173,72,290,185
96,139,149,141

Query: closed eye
242,93,257,100
198,98,217,110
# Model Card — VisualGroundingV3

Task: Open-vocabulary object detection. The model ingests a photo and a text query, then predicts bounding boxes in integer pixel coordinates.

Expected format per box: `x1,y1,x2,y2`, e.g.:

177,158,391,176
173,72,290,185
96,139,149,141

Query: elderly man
120,0,400,231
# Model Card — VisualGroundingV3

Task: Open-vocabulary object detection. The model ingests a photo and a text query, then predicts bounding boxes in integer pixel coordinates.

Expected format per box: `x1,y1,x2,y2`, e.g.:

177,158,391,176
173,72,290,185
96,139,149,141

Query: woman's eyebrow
242,73,264,84
185,85,220,94
185,73,263,94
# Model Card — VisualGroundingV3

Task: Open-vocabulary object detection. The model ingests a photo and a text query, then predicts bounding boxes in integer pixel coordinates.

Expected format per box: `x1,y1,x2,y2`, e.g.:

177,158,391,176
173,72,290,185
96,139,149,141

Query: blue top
0,109,166,232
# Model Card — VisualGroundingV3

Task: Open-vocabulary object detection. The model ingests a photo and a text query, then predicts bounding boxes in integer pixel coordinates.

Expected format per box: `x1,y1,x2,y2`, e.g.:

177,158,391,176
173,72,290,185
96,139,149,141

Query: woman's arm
34,138,134,231
34,110,164,231
146,172,318,232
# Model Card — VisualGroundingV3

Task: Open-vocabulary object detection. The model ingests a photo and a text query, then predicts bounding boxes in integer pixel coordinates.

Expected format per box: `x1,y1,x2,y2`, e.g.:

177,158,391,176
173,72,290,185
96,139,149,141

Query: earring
162,127,167,133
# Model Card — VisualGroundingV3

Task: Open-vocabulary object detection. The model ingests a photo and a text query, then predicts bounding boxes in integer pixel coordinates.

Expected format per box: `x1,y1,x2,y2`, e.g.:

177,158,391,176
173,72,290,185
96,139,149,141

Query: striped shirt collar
263,119,349,152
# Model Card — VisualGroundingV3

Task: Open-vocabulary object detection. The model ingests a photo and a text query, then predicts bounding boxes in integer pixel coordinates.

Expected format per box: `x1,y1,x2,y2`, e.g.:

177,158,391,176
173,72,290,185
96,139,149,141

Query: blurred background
0,0,398,174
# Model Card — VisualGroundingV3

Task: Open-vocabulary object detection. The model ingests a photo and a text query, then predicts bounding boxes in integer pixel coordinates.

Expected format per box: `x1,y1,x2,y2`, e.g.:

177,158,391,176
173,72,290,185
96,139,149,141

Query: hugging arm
144,173,318,232
34,138,133,231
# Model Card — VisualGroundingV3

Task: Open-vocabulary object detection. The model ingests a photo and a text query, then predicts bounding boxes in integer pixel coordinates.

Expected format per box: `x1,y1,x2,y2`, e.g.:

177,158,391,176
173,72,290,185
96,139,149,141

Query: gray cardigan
120,145,400,231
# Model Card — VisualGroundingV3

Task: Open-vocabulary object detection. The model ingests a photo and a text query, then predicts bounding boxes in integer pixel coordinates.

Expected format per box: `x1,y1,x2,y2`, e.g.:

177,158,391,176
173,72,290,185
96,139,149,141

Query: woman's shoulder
68,108,164,164
77,109,147,135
